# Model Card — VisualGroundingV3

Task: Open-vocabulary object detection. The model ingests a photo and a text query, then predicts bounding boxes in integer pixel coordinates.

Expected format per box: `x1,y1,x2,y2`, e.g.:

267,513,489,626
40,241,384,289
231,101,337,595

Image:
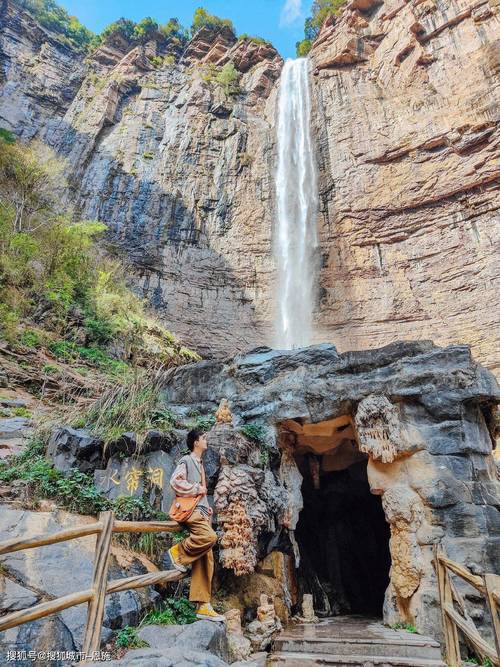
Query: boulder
137,620,230,660
104,619,232,665
142,430,178,454
47,427,103,473
0,416,33,459
106,432,138,459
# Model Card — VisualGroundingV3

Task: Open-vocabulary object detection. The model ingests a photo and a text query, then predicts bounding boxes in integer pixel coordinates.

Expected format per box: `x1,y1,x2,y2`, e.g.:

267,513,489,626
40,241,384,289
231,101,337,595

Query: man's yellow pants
176,510,217,603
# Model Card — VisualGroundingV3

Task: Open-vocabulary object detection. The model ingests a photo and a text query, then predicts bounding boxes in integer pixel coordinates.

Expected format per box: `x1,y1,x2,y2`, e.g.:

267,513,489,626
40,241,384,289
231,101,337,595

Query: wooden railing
434,546,500,667
0,511,183,662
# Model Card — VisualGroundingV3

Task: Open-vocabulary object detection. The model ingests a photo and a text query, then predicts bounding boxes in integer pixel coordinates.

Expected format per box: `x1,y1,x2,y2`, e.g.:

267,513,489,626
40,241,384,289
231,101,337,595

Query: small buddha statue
215,398,233,425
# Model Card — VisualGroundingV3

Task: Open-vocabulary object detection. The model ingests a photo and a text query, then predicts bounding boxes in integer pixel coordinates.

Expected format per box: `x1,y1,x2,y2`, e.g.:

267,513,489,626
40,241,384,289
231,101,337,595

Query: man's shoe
196,603,226,622
162,544,188,574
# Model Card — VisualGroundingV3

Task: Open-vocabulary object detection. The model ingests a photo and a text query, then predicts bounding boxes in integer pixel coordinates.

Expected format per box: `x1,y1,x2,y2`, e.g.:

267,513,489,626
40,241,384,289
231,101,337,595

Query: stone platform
268,616,446,667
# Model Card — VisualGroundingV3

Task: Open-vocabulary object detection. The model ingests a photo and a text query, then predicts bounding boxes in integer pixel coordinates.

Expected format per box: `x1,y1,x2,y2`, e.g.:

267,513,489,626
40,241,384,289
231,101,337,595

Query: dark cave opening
286,417,391,619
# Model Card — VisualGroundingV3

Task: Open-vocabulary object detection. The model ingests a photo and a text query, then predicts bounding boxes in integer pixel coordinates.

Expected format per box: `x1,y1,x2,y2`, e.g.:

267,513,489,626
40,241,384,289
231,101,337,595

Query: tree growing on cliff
191,7,234,35
15,0,94,51
215,63,241,97
296,0,347,56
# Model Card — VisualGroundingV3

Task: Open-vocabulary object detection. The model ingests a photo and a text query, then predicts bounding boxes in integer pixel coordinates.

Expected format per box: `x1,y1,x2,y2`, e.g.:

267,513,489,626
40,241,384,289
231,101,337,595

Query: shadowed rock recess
0,0,498,367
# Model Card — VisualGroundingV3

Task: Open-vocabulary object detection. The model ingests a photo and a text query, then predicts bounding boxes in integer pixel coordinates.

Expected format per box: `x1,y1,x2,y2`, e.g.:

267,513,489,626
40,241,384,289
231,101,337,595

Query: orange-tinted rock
309,0,500,375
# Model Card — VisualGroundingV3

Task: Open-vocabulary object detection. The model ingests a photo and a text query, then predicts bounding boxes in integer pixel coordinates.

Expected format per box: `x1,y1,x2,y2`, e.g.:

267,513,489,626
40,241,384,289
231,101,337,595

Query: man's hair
186,428,203,452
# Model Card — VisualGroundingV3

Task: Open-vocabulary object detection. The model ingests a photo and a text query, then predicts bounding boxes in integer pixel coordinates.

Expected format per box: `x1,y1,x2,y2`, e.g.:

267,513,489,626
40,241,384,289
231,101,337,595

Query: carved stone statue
215,398,233,425
301,594,318,623
225,608,243,635
245,594,282,651
256,593,276,624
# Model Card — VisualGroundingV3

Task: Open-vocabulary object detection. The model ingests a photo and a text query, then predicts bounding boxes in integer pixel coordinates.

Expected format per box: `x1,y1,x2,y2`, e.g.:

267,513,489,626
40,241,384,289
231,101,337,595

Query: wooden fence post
435,546,461,667
484,574,500,661
82,510,114,657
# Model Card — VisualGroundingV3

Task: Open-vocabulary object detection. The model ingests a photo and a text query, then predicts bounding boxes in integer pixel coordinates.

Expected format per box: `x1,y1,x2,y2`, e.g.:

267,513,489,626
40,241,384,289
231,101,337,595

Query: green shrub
116,626,149,649
237,34,271,46
13,407,31,418
15,0,94,51
391,622,418,634
42,363,59,375
150,408,179,430
193,414,216,432
0,438,168,521
159,18,188,44
20,329,41,348
239,423,270,468
191,7,233,35
215,62,240,97
0,128,16,144
297,0,348,55
141,597,196,626
113,495,166,522
238,423,266,444
296,38,313,57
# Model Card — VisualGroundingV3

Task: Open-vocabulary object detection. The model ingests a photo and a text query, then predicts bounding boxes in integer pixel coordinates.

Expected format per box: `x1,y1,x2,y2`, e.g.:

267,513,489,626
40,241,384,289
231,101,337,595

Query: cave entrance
282,416,391,618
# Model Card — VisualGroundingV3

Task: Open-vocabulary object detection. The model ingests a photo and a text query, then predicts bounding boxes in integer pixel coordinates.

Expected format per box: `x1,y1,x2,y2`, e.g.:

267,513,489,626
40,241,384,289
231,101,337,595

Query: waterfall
275,58,318,350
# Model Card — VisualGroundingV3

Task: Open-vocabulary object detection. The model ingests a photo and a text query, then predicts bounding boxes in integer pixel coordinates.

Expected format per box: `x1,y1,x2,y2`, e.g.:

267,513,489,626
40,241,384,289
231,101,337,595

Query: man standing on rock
163,428,225,622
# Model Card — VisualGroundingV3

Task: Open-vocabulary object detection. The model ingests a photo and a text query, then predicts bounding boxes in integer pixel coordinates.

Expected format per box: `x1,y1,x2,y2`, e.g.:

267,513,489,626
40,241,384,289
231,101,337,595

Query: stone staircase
268,616,447,667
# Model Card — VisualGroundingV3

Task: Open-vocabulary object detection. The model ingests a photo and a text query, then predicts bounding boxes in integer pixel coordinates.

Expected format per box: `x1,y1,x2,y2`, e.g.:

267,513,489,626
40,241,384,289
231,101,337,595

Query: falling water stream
275,58,318,350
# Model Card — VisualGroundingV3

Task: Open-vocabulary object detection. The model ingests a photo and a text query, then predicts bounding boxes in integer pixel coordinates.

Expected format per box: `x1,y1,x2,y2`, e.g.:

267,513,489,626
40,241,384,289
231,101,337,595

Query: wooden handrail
0,522,104,555
0,519,180,556
434,546,500,667
436,554,486,594
0,512,184,658
0,570,184,632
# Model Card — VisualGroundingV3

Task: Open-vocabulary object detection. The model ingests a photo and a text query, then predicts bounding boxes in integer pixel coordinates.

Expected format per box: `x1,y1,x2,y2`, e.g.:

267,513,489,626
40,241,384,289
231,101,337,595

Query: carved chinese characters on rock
93,450,175,512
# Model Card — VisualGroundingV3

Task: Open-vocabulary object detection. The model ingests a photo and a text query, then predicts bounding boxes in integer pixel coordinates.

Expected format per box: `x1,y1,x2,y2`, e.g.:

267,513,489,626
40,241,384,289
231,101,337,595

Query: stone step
267,651,447,667
274,636,442,659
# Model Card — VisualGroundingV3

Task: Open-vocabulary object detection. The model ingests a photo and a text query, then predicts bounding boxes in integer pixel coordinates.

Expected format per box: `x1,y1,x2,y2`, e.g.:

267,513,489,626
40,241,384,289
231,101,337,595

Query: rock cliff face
0,0,283,358
0,0,499,369
309,0,500,372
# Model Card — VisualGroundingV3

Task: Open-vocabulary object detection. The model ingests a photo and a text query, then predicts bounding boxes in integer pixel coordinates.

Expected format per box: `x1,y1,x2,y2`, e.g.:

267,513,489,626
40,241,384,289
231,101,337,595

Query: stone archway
276,395,446,628
277,409,394,620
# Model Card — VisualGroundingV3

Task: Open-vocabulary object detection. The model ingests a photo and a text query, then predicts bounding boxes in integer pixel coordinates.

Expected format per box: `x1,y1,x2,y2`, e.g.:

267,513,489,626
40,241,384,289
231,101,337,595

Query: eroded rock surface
309,0,500,371
163,341,500,640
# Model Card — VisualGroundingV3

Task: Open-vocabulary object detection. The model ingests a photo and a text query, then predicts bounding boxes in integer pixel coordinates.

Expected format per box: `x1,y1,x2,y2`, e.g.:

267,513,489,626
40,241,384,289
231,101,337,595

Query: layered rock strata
0,0,499,371
309,0,500,372
0,0,282,358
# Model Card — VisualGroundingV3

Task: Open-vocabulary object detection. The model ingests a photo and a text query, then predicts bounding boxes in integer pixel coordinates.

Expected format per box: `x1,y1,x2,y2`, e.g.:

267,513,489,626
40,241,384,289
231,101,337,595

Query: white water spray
275,58,318,349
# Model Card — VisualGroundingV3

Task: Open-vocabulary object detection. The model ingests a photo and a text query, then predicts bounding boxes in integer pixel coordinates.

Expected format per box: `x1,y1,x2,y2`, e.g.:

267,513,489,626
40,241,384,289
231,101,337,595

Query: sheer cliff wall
0,0,498,370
